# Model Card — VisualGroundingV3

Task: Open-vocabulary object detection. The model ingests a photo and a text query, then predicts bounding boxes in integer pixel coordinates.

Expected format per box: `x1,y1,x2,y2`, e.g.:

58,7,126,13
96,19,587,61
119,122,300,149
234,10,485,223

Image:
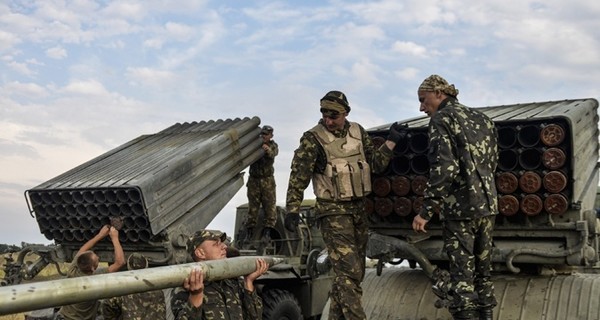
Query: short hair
76,251,96,274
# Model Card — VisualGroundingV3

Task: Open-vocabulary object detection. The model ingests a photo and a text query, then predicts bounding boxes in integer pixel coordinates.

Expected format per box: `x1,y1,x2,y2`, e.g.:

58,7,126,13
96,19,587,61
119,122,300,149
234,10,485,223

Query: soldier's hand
99,225,111,237
108,226,119,239
284,213,300,232
387,122,408,144
185,268,204,307
412,215,429,233
246,258,269,282
184,267,204,295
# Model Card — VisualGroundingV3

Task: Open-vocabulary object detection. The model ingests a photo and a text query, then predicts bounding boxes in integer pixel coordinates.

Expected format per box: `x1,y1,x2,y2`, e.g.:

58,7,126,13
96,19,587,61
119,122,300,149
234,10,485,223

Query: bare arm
107,227,125,273
77,225,110,255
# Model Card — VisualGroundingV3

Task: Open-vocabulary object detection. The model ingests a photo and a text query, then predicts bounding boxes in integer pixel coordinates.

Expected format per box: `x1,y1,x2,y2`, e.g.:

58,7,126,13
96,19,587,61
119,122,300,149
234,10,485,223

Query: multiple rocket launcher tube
367,121,570,219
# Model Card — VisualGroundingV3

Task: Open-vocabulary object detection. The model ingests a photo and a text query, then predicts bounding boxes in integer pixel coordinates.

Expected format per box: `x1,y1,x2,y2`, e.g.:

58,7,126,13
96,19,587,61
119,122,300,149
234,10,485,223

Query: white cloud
7,60,36,76
46,46,67,59
2,81,48,98
125,67,177,87
391,41,427,57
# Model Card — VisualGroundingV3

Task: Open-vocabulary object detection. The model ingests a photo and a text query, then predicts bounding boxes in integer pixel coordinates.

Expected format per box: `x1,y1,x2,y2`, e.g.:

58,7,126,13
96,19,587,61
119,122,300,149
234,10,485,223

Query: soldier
102,253,166,319
56,225,125,320
411,75,498,320
171,229,269,319
245,125,279,241
283,90,405,320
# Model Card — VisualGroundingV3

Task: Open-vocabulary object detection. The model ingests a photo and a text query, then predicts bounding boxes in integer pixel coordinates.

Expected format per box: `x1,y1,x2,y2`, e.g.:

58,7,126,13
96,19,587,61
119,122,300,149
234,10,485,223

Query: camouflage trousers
443,215,497,314
246,175,277,228
318,200,368,320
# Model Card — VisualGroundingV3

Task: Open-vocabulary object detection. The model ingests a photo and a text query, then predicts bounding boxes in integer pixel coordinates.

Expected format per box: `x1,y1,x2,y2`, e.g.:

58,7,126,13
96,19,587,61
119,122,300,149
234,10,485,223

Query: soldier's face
322,112,347,132
418,90,442,117
261,132,273,143
196,239,227,260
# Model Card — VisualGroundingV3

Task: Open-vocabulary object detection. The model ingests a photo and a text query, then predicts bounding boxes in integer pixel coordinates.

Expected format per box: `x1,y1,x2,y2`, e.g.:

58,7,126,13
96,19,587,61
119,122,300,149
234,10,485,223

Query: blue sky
1,0,599,245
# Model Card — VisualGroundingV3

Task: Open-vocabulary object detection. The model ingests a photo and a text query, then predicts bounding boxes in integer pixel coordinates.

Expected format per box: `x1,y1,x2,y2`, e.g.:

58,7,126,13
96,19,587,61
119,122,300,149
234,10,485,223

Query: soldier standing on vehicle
244,125,279,241
284,90,405,320
102,253,167,319
411,75,498,320
56,225,125,320
171,229,269,319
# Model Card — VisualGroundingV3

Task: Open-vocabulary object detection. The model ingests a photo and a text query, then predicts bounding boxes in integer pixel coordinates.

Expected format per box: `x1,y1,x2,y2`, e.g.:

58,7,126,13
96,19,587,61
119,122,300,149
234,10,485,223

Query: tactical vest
310,122,371,201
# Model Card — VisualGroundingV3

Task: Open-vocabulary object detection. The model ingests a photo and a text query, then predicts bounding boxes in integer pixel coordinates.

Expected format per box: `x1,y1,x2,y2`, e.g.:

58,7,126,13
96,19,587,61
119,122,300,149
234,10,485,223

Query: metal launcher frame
366,98,600,274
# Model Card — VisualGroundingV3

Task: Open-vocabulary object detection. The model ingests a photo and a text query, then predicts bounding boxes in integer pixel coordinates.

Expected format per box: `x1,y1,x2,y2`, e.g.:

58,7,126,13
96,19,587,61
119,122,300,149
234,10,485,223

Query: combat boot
452,310,478,320
478,308,493,320
244,226,254,242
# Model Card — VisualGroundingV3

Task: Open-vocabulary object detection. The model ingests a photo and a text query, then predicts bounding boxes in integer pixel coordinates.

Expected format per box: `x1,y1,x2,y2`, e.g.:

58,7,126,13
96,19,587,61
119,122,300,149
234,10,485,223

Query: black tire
262,288,303,320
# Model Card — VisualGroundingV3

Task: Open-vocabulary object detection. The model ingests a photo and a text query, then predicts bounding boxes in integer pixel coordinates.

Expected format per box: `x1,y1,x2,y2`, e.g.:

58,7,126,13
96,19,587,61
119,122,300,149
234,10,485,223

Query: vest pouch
332,160,354,200
356,160,372,196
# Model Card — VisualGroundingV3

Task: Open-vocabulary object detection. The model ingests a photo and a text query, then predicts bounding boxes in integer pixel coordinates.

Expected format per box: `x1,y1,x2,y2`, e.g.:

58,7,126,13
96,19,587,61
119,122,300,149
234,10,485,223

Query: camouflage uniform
170,277,263,320
246,139,279,228
102,253,166,320
419,97,499,315
287,120,393,320
102,290,166,319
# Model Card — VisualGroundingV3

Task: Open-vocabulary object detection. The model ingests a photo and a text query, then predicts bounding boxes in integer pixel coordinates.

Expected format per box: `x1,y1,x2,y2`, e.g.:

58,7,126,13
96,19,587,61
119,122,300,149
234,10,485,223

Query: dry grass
1,252,69,319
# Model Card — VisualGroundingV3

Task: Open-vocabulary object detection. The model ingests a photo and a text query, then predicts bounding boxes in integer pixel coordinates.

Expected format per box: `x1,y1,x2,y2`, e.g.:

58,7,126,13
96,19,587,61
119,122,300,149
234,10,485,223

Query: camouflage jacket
171,278,262,320
286,120,393,215
249,140,279,178
102,290,166,320
420,98,499,221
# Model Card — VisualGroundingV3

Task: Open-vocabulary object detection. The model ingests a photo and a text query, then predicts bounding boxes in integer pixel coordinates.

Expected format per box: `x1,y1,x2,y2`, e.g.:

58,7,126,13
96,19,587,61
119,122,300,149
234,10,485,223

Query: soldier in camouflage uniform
245,125,279,240
102,253,166,319
283,90,405,320
56,225,125,320
171,229,268,320
411,75,498,320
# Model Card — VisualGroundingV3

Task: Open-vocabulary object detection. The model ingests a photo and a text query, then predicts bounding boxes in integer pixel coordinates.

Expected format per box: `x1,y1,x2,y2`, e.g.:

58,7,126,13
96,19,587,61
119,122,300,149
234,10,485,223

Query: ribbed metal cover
25,117,263,245
357,268,600,320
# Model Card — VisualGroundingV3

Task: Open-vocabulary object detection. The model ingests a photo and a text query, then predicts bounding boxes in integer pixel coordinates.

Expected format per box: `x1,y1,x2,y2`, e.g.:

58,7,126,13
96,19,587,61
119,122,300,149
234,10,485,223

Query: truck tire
262,288,303,320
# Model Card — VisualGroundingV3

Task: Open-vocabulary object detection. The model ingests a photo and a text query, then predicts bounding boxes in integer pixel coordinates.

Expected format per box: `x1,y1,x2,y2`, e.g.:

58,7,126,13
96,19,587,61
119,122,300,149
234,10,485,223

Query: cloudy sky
1,0,599,245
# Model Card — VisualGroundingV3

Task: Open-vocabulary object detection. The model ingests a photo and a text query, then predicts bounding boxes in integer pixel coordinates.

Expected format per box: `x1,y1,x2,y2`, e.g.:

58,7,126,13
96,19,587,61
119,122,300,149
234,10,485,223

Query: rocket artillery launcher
2,117,265,286
0,256,283,316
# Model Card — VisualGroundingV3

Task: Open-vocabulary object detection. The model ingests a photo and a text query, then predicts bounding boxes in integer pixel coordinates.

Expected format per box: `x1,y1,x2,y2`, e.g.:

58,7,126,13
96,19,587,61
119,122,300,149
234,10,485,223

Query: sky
1,0,599,246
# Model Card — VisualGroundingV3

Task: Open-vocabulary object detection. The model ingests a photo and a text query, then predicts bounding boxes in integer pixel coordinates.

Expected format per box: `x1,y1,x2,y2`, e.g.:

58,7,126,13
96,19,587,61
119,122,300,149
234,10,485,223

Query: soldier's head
127,253,149,270
260,125,274,142
76,250,99,274
186,229,228,262
320,90,350,132
417,75,459,117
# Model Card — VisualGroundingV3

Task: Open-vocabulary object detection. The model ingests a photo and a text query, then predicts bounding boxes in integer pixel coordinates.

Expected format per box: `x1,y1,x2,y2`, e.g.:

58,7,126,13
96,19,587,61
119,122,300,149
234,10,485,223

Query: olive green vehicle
355,98,600,319
2,98,600,319
0,117,332,319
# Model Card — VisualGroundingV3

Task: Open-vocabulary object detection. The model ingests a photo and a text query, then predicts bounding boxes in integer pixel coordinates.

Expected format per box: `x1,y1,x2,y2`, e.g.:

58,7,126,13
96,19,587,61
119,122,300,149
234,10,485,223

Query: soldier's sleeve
360,125,393,174
101,296,122,320
240,280,263,319
420,115,459,220
171,288,203,320
266,141,279,158
286,132,319,214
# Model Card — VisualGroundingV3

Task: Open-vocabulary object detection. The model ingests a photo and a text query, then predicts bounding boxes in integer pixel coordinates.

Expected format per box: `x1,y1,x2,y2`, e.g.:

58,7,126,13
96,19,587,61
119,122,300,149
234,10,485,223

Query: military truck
352,97,600,319
1,116,332,319
2,98,600,319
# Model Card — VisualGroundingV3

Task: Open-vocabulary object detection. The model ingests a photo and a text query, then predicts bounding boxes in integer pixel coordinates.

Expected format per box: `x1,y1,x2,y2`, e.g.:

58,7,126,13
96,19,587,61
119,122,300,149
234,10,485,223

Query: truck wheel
262,288,303,320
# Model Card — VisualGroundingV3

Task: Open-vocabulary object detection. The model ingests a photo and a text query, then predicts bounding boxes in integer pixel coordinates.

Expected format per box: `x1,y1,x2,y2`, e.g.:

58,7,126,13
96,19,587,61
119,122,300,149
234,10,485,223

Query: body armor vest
310,122,371,201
